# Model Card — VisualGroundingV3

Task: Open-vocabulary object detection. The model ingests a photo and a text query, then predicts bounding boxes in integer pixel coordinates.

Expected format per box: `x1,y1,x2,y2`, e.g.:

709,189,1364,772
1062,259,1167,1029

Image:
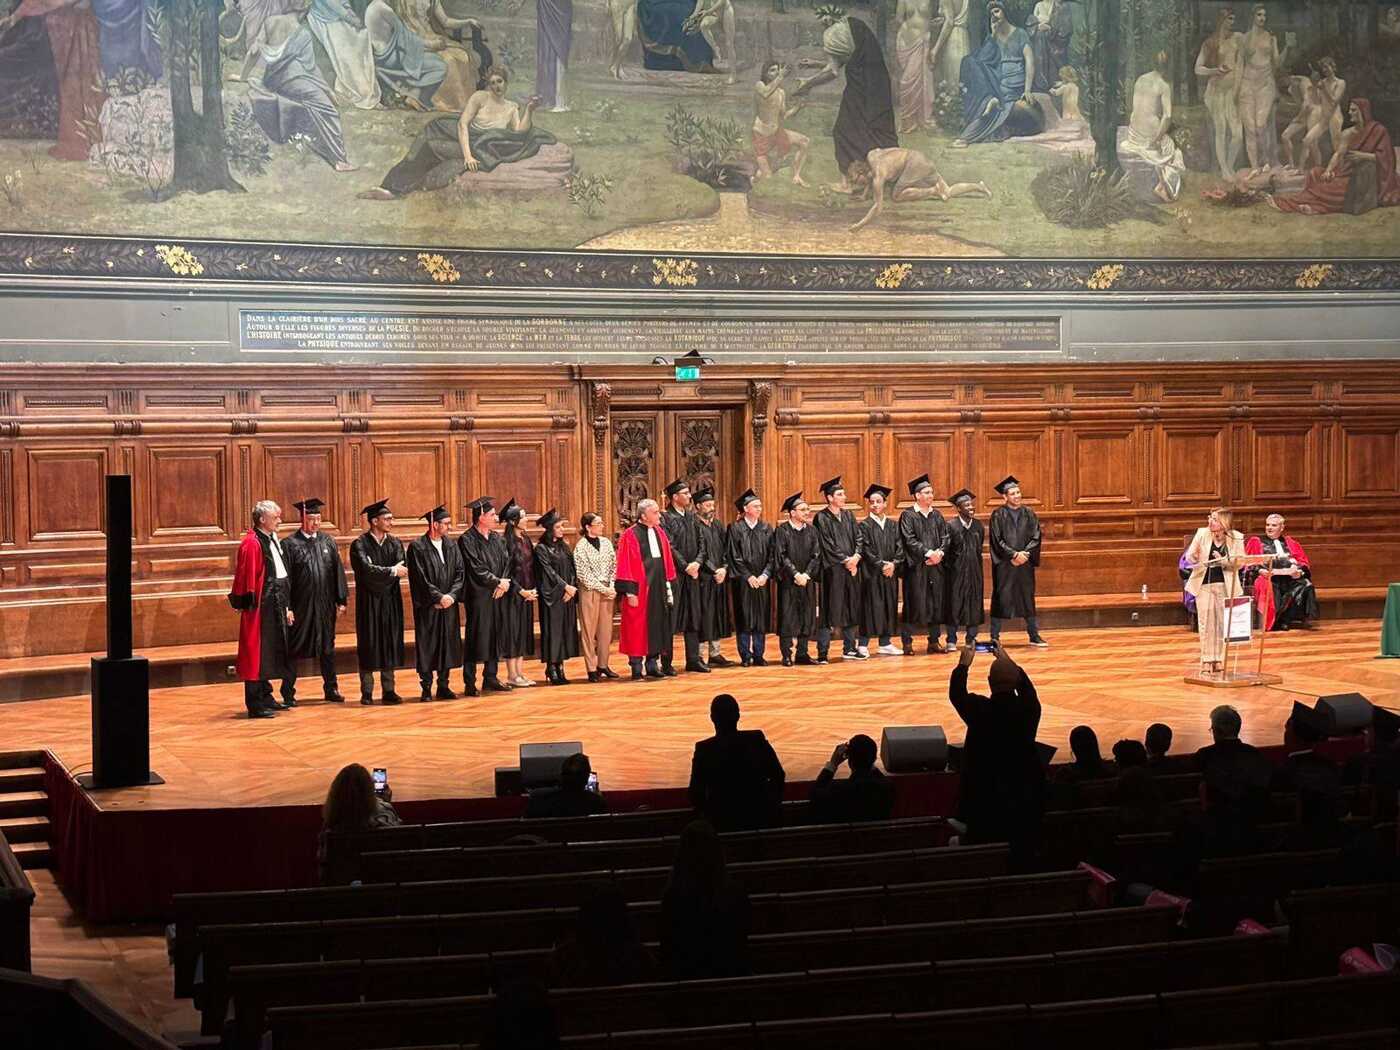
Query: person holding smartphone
318,763,401,884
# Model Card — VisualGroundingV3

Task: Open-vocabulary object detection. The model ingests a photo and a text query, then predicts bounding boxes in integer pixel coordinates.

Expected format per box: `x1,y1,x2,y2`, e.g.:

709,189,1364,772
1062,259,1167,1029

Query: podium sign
1224,597,1253,643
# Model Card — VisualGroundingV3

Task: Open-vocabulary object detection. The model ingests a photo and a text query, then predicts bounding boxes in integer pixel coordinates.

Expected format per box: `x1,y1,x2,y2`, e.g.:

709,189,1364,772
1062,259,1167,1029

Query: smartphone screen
974,641,996,653
372,767,387,794
586,772,599,793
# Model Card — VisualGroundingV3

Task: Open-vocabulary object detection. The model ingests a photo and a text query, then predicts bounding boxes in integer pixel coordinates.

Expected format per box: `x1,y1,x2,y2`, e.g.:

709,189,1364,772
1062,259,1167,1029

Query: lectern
1184,552,1283,689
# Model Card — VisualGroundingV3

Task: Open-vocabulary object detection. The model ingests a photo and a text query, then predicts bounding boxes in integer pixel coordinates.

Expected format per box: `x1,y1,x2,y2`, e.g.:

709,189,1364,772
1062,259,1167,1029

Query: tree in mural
168,0,243,196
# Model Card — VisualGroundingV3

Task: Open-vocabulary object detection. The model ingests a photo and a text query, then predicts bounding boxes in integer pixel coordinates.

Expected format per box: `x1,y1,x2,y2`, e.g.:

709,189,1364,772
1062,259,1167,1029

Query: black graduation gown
459,528,516,663
350,531,406,670
832,16,898,176
814,507,864,628
533,540,581,663
407,533,465,675
899,507,949,626
501,531,536,659
773,521,820,638
284,530,347,658
726,519,774,633
662,508,704,635
989,505,1042,619
697,517,732,643
859,515,903,637
944,517,986,628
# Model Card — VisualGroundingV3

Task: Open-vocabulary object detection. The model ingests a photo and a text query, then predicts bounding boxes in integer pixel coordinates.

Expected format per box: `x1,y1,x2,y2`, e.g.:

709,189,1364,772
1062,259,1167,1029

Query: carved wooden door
610,410,741,526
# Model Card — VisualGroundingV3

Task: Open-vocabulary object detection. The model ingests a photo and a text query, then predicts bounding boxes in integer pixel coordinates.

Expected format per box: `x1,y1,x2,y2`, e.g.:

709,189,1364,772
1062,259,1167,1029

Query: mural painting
0,0,1398,264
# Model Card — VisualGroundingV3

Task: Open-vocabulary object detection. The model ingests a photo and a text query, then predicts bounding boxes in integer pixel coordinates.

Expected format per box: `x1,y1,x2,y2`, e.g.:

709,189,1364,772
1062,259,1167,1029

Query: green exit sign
675,365,701,381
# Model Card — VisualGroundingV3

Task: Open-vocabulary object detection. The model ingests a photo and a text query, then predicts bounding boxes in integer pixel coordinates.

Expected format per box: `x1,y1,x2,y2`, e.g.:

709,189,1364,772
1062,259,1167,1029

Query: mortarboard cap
294,497,326,515
468,496,496,521
692,487,715,504
734,488,760,511
818,475,843,498
423,505,450,523
908,474,932,496
949,489,975,507
864,483,892,501
500,498,522,523
1371,706,1400,742
536,508,560,533
781,491,805,513
664,478,689,498
1289,700,1326,741
362,498,390,520
994,475,1020,495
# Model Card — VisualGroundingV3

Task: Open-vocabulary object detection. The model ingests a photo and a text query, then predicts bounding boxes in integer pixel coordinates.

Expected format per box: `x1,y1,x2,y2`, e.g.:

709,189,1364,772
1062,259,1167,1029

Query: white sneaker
841,651,862,660
877,643,903,656
857,645,870,657
511,675,536,687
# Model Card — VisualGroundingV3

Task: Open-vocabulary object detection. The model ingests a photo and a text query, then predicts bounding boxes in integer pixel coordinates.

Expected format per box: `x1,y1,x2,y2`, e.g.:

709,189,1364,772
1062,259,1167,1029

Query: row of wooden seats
1285,882,1400,975
267,972,1400,1050
230,931,1286,1050
1055,771,1203,809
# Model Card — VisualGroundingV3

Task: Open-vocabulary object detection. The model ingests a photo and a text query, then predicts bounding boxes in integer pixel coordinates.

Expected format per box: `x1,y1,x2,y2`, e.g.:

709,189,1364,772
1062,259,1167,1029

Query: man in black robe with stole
858,483,903,656
774,490,820,666
350,499,407,705
459,496,516,696
726,488,774,666
282,497,348,705
813,475,865,662
989,475,1049,648
661,478,706,674
944,489,985,650
693,487,733,667
900,474,950,655
407,505,464,701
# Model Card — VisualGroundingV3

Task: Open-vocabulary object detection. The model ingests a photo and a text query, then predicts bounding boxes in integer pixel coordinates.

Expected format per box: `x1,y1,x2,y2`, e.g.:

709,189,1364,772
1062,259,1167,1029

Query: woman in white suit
1184,507,1246,674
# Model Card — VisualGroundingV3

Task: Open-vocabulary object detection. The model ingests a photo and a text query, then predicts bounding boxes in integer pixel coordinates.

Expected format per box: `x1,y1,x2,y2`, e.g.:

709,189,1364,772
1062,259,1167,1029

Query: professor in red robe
615,497,677,680
229,499,294,718
1244,513,1319,631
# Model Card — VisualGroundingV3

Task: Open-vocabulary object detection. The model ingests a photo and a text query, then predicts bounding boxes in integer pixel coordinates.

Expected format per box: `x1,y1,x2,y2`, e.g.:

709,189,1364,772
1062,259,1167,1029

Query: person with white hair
229,499,295,718
615,498,678,680
1245,513,1319,631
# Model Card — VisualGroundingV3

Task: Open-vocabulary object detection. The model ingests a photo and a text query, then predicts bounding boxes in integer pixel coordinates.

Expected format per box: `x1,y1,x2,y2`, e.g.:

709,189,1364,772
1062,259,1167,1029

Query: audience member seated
1145,722,1174,770
1338,789,1400,884
949,642,1045,866
525,752,610,819
1050,724,1115,806
481,980,561,1050
551,885,657,988
1111,739,1164,834
317,762,402,885
1193,705,1272,816
1272,702,1340,794
1281,779,1351,852
1344,706,1400,820
660,820,751,980
687,693,786,831
809,734,896,824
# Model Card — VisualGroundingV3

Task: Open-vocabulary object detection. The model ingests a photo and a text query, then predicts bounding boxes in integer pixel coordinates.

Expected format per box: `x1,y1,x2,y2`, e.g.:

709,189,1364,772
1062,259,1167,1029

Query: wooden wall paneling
1250,425,1317,505
372,439,450,523
474,438,550,521
890,430,957,502
0,447,12,547
1340,422,1400,499
795,432,867,502
146,444,233,541
1066,427,1136,509
1158,425,1228,505
260,443,340,532
23,445,111,543
973,427,1051,508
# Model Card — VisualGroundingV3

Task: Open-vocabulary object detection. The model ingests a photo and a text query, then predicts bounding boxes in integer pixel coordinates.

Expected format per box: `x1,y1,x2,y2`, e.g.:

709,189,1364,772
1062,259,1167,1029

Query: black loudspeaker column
76,475,163,789
880,726,948,773
519,741,584,789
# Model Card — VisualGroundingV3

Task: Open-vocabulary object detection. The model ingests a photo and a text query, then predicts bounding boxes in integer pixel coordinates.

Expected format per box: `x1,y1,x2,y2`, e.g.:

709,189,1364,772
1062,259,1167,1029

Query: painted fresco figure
1024,0,1069,94
752,61,810,185
637,0,715,72
366,0,446,110
1280,57,1345,173
91,0,162,80
1270,99,1400,215
535,0,573,108
0,0,106,161
1120,50,1184,202
1195,8,1245,180
929,0,970,97
682,0,736,81
307,0,381,109
953,0,1041,147
1237,3,1288,173
894,0,936,131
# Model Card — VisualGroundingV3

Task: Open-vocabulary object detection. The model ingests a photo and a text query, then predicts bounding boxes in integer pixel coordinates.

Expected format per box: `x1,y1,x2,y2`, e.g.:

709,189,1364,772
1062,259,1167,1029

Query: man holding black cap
693,487,732,669
459,496,515,696
282,497,348,705
944,488,985,650
230,499,294,718
350,499,407,705
859,483,903,657
900,474,949,655
661,478,705,674
989,475,1049,648
813,475,865,662
727,488,773,667
774,491,819,666
407,506,464,701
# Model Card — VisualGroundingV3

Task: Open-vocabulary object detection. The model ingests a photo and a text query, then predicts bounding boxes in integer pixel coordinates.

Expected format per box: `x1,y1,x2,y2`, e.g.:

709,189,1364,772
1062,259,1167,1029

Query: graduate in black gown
989,475,1049,648
813,475,865,662
281,497,348,704
943,489,985,649
349,499,408,705
458,496,516,696
726,488,774,666
407,505,464,701
773,491,820,666
899,474,951,655
533,509,581,684
661,478,706,673
500,499,541,688
693,487,733,668
858,483,904,656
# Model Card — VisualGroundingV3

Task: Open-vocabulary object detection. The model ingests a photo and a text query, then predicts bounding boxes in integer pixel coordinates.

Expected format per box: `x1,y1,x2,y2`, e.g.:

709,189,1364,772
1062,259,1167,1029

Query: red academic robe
230,529,267,681
1244,534,1311,631
14,0,106,161
616,522,677,657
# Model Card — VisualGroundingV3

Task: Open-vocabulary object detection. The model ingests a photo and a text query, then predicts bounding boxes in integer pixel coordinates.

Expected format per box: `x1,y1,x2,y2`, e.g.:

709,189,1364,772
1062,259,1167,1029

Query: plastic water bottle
1141,584,1149,600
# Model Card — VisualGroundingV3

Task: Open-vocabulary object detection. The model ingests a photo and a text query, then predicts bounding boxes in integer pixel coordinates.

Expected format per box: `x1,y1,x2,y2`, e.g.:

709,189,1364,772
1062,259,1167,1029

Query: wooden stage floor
4,621,1397,810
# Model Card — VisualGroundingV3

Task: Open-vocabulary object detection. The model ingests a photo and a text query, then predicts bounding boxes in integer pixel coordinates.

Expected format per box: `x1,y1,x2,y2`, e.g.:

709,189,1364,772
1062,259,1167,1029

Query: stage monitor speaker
520,741,583,788
880,726,947,773
1316,693,1373,733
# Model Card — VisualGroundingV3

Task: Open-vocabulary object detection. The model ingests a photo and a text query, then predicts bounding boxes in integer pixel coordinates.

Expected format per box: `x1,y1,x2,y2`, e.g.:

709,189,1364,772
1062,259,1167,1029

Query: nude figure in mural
928,0,970,95
752,61,810,185
1280,57,1344,172
1195,8,1244,180
846,146,991,231
1237,4,1288,173
894,0,936,132
683,0,736,82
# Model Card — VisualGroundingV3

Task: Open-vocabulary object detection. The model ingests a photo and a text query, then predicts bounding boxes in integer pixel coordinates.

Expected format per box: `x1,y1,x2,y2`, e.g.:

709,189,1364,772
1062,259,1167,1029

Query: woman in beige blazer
1183,507,1247,673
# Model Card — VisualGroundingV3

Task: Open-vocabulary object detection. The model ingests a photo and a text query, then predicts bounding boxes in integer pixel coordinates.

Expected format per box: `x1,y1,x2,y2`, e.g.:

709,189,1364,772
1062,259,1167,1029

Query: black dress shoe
661,665,678,678
685,661,711,673
816,653,829,665
248,707,277,719
281,697,298,709
359,695,374,706
436,687,457,700
419,690,434,702
740,656,752,668
631,668,645,681
555,672,572,685
708,654,732,667
483,678,513,693
795,654,815,666
324,691,345,703
782,655,793,667
752,656,768,667
1027,636,1051,649
587,670,601,683
464,683,480,697
600,667,621,680
645,663,665,680
381,693,403,705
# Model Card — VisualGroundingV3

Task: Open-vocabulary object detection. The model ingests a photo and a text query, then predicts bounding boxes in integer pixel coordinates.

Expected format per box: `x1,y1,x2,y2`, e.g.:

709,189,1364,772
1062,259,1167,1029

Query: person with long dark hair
533,509,580,685
551,885,655,987
660,820,751,979
501,499,540,688
317,763,400,884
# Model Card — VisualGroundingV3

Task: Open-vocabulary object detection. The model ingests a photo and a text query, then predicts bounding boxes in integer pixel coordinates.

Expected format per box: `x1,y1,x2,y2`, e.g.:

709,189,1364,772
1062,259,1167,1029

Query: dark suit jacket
1193,738,1273,818
949,663,1044,847
688,729,786,831
810,766,896,824
1271,749,1341,795
525,786,610,819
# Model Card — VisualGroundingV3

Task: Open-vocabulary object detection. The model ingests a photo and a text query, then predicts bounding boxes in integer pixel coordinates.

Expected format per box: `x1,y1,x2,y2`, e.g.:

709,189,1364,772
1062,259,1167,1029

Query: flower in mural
1086,263,1124,291
652,258,698,287
1295,264,1333,290
154,244,204,277
417,253,460,284
875,263,913,289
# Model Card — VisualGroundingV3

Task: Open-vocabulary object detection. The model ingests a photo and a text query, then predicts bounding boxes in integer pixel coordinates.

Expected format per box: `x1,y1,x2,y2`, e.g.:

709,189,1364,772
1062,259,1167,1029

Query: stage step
0,750,46,770
0,815,50,844
10,840,50,869
0,791,49,820
0,766,45,792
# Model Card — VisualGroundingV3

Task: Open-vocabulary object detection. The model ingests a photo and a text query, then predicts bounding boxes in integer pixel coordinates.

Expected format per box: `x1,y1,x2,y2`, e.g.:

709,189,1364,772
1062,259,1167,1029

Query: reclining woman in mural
231,0,356,172
1194,7,1244,180
1024,0,1070,94
791,5,898,192
846,147,992,231
391,0,487,111
366,0,447,110
638,0,716,72
360,66,557,198
951,0,1043,147
1269,99,1400,216
1237,3,1288,174
307,0,380,109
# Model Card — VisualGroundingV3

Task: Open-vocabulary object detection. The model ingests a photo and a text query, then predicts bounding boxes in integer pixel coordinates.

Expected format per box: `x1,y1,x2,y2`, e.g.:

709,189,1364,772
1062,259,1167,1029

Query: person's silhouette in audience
1111,739,1163,834
949,641,1045,867
660,820,751,979
551,885,656,988
1145,722,1174,770
317,762,402,885
481,979,561,1050
1193,705,1271,817
1050,724,1115,806
810,733,896,823
1272,701,1338,793
525,752,610,819
687,693,786,831
1344,705,1400,821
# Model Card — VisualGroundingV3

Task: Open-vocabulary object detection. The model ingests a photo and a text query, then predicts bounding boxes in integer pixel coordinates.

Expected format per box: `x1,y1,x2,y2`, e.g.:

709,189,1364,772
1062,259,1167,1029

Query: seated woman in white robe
1118,51,1185,202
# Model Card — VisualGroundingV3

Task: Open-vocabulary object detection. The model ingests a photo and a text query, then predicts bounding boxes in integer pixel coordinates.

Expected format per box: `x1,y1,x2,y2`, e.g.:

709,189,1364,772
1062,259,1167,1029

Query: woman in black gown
500,499,539,687
533,509,581,685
